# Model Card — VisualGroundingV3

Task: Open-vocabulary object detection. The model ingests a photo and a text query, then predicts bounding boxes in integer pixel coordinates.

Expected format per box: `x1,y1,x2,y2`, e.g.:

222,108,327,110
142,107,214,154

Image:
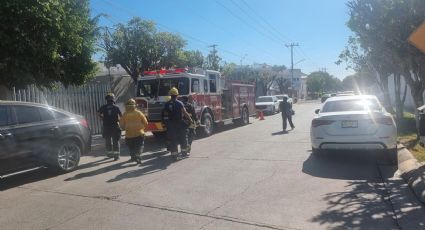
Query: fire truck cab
135,68,255,137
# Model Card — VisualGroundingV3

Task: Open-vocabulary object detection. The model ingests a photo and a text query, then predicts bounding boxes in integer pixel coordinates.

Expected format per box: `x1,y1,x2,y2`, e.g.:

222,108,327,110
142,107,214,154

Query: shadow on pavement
271,131,287,136
0,168,56,191
302,151,395,180
107,153,172,183
303,151,408,229
310,180,399,229
65,150,169,181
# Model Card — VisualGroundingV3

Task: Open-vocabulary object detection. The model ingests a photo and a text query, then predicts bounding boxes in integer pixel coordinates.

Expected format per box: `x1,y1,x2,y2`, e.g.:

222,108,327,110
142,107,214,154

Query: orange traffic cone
259,111,265,120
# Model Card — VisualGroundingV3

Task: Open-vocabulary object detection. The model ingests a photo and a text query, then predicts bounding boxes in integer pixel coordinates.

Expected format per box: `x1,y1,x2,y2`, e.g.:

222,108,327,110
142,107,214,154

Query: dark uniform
279,99,295,131
98,102,122,157
163,98,188,158
182,99,198,153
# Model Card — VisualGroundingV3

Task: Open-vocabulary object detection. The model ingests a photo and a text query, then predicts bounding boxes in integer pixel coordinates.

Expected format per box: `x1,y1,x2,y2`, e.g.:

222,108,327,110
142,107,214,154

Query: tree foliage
339,0,425,110
206,48,222,71
0,0,99,89
101,17,205,82
307,71,342,94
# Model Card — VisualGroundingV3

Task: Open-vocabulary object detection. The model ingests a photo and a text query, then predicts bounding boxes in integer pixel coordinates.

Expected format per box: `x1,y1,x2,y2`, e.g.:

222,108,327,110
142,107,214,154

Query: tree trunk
379,74,394,113
394,73,403,123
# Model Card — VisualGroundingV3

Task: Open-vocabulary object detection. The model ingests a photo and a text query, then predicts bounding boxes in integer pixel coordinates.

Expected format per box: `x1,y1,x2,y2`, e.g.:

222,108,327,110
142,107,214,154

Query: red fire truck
135,68,256,137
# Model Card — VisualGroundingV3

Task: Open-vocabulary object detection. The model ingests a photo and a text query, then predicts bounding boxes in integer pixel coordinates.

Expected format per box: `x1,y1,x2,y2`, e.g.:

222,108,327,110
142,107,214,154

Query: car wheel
312,147,323,156
382,148,397,165
200,112,214,137
50,140,81,173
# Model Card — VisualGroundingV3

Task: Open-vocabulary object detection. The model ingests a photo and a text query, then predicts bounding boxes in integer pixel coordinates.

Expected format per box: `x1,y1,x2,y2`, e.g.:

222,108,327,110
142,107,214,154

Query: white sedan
255,96,280,115
310,95,397,160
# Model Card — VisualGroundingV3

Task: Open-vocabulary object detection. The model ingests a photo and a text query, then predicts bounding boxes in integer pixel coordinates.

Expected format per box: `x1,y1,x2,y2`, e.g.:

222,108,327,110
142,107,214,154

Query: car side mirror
315,109,320,114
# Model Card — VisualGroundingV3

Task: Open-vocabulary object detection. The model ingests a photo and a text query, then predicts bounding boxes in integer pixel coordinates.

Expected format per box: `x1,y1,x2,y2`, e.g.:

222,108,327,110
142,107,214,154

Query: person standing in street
163,87,193,160
119,99,148,164
279,96,295,132
97,93,122,160
181,96,198,155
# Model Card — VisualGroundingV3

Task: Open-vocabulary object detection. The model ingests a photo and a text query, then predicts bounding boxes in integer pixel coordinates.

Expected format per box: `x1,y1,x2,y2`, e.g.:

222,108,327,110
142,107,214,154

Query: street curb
397,144,425,204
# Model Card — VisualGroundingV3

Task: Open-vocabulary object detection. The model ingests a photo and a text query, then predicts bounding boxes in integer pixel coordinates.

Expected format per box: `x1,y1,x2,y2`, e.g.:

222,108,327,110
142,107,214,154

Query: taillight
375,117,393,125
312,119,335,127
80,119,89,128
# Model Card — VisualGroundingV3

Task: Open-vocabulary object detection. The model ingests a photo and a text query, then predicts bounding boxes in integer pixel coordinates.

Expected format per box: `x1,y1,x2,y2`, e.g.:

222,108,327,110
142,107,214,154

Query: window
53,111,69,119
0,106,8,126
322,99,381,113
209,74,217,93
39,108,55,121
203,79,208,92
257,97,273,102
137,77,189,97
13,106,41,124
191,78,200,93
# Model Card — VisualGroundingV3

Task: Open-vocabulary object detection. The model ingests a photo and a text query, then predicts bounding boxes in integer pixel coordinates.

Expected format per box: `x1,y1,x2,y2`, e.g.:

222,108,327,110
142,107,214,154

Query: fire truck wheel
200,112,214,137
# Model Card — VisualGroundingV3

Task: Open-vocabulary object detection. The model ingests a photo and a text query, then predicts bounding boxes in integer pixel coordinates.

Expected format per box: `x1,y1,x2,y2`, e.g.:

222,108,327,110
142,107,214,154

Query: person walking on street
97,93,122,160
181,96,198,154
279,96,295,132
162,87,193,160
119,99,148,164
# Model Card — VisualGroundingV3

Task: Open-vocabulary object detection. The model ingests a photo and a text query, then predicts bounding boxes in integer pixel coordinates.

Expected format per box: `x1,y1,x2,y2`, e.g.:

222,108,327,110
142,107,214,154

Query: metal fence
12,84,110,134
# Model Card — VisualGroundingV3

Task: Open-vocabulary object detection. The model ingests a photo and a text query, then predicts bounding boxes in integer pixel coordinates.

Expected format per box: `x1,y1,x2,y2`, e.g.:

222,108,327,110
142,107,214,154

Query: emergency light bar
143,68,187,76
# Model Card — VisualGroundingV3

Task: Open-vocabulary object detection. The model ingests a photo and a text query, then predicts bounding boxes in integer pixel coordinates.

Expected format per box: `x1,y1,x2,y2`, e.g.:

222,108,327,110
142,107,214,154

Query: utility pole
208,44,218,70
285,43,299,97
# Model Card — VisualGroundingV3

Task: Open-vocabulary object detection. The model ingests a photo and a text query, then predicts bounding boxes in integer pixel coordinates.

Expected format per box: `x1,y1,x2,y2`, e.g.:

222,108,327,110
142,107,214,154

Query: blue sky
90,0,355,79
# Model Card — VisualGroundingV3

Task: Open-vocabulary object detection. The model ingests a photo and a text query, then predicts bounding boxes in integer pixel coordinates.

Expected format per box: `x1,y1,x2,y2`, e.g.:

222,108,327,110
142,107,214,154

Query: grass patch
397,113,425,162
398,133,425,162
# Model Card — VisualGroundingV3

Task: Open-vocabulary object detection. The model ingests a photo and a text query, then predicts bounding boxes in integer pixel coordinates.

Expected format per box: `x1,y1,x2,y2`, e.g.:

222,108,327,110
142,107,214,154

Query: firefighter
181,96,198,154
97,93,122,160
163,87,193,160
119,99,148,164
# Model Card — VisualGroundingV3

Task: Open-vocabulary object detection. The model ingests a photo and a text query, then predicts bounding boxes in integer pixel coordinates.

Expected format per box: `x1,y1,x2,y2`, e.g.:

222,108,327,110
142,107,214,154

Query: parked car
0,101,91,178
310,95,397,162
321,93,336,103
276,94,293,105
255,96,280,115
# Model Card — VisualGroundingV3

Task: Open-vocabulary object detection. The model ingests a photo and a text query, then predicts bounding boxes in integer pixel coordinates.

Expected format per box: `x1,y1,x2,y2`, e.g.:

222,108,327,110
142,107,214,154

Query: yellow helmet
126,99,136,106
169,87,179,96
105,92,115,101
165,96,172,101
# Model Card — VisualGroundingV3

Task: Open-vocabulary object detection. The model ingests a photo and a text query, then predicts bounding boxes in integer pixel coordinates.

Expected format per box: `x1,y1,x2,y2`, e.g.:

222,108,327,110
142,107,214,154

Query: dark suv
0,101,91,177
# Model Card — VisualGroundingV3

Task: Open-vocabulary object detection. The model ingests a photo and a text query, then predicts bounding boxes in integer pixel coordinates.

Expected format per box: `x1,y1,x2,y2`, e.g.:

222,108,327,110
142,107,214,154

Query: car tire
312,147,323,156
49,140,81,173
200,112,214,137
382,148,397,165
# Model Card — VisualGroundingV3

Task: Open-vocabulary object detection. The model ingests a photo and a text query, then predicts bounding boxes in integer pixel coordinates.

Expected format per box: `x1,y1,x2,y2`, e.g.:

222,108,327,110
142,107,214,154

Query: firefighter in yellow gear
119,99,148,164
162,87,193,160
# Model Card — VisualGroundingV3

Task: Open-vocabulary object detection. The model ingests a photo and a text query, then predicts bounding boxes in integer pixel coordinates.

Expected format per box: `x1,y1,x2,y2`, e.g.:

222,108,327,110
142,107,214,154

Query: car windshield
257,97,273,102
321,99,381,113
276,96,285,100
137,77,189,97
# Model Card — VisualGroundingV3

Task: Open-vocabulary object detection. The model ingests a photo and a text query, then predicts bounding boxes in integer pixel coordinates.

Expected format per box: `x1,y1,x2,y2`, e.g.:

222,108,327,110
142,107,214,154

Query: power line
228,0,289,45
213,0,284,46
240,0,291,43
100,0,259,63
179,2,280,61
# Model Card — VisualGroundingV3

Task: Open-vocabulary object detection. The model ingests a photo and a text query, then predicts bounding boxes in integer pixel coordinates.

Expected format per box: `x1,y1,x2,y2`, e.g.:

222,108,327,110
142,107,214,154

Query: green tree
206,48,221,71
102,17,187,82
307,71,341,95
178,50,204,69
0,0,99,89
340,0,425,115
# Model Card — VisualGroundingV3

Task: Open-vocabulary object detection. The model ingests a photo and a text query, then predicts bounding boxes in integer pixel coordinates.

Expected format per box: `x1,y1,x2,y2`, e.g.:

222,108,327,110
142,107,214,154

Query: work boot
113,152,120,161
171,152,179,161
128,155,136,163
105,151,113,158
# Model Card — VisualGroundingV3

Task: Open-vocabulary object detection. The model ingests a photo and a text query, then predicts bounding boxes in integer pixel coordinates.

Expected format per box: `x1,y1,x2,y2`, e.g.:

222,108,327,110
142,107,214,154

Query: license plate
341,120,358,128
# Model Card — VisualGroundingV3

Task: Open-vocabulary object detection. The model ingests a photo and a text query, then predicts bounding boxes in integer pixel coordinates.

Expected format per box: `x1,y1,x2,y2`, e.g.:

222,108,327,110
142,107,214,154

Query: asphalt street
1,101,424,230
